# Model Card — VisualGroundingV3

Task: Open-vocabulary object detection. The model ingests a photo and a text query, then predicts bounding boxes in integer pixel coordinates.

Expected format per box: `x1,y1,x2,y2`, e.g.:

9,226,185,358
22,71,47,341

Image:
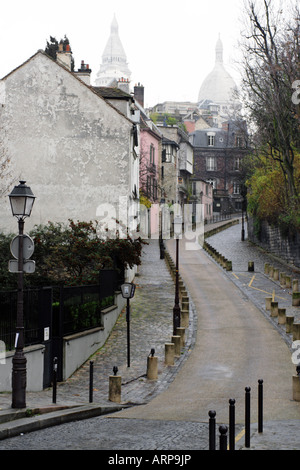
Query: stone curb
0,404,126,440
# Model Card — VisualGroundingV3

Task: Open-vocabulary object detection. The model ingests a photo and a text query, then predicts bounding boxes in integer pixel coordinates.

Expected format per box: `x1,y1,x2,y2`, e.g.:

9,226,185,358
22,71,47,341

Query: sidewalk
0,236,195,440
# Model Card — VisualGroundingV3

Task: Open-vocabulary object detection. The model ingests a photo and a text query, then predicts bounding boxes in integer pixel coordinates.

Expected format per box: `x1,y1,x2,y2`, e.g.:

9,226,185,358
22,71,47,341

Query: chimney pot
134,83,145,108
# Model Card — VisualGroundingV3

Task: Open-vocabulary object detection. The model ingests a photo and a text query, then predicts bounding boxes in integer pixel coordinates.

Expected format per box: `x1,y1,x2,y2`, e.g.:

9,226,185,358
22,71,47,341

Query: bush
246,154,300,233
0,220,146,288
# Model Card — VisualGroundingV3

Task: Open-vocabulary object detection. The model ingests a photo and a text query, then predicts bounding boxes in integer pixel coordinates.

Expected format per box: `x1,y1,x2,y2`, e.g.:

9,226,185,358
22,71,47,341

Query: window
163,144,174,163
192,182,196,196
235,136,243,148
150,144,155,164
233,182,241,194
206,157,217,171
154,180,158,200
146,176,151,197
146,176,158,200
207,135,215,147
207,132,216,147
234,157,241,170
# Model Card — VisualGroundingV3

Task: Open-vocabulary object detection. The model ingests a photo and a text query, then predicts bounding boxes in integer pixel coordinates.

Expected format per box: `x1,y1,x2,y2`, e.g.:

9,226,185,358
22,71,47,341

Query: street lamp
121,282,136,367
173,214,182,335
8,181,35,408
241,184,247,242
159,198,165,259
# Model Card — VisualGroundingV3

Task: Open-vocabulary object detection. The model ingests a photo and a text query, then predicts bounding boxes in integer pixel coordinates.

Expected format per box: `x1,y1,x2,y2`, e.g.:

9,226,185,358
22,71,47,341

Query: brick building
190,121,248,214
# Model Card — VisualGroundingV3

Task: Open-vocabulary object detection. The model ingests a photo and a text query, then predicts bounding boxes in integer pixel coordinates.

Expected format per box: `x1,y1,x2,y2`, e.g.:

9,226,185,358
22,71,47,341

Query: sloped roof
93,86,132,100
0,50,134,124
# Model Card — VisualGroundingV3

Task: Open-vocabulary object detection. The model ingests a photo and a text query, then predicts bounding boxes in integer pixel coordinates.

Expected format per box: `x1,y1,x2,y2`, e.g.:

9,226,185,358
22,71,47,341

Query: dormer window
207,132,215,147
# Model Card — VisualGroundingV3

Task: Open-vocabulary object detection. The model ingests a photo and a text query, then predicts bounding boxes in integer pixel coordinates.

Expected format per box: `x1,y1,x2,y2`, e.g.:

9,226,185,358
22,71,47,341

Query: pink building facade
139,116,162,237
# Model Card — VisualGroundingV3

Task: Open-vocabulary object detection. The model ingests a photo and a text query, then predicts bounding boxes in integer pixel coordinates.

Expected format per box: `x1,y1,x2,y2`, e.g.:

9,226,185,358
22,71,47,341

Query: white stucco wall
0,52,138,234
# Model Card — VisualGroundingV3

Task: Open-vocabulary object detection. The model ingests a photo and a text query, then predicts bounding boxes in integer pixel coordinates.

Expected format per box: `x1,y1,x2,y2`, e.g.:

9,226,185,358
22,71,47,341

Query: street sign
10,234,34,260
8,259,36,273
44,327,50,341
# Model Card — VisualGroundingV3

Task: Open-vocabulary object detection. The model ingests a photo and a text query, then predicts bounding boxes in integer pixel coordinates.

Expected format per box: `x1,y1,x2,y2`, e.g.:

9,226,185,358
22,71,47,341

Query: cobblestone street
0,220,300,451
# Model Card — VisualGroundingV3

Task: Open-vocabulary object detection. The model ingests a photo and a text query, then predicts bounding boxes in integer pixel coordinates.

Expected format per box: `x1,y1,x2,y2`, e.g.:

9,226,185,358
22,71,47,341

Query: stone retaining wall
248,217,300,268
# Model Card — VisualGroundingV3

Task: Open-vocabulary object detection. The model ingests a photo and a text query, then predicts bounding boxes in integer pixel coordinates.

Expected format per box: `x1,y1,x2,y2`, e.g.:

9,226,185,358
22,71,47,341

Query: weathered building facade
0,50,139,234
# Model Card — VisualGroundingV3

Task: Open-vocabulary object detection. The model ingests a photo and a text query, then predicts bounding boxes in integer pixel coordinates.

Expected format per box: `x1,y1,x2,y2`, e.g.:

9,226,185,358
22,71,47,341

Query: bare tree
239,0,300,207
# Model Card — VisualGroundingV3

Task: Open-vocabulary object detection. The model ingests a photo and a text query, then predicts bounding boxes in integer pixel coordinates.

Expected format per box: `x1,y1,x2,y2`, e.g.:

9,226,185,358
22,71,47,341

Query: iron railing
0,269,120,350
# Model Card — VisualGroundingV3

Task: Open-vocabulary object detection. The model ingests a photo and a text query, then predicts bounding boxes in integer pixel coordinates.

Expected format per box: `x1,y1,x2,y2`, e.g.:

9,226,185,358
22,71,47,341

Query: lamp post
173,215,182,335
121,282,136,367
8,181,35,408
241,184,247,242
159,198,165,259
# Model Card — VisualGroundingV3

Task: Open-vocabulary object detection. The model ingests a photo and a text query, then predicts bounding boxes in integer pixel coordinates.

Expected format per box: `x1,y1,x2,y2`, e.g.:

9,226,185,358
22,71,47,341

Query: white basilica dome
198,37,238,108
95,15,131,87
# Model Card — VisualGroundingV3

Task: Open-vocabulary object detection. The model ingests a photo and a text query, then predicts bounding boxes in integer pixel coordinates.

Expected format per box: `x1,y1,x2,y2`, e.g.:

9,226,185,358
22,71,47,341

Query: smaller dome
198,36,237,105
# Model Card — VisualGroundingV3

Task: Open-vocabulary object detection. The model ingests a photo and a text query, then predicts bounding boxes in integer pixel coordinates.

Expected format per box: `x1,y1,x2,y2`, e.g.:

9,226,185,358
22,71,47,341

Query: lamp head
8,181,35,219
121,282,136,299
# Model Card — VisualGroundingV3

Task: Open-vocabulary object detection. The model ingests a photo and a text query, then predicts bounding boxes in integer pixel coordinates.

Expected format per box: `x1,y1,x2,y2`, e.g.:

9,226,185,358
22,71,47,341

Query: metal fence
0,288,40,350
0,269,120,351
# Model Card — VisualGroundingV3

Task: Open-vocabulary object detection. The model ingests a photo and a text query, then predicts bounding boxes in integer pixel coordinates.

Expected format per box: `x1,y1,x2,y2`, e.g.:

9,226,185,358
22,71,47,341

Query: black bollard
245,387,251,448
258,379,263,433
208,410,216,450
229,398,235,450
89,361,94,403
52,357,57,404
219,425,228,451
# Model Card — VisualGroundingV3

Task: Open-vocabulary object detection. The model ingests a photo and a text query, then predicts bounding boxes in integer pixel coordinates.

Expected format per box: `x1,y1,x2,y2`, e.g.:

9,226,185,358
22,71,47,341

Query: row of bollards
208,380,264,450
203,240,232,271
264,264,300,401
164,249,190,362
264,262,300,313
63,343,179,405
165,328,186,366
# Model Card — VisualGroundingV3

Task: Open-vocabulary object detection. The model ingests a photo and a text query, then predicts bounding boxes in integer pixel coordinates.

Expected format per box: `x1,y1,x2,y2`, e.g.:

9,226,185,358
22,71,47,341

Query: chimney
117,77,130,94
56,41,72,71
134,83,144,108
75,60,92,85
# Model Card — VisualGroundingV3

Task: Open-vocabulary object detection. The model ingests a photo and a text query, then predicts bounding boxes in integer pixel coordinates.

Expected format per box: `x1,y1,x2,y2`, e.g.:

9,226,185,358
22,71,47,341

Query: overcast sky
0,0,246,108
